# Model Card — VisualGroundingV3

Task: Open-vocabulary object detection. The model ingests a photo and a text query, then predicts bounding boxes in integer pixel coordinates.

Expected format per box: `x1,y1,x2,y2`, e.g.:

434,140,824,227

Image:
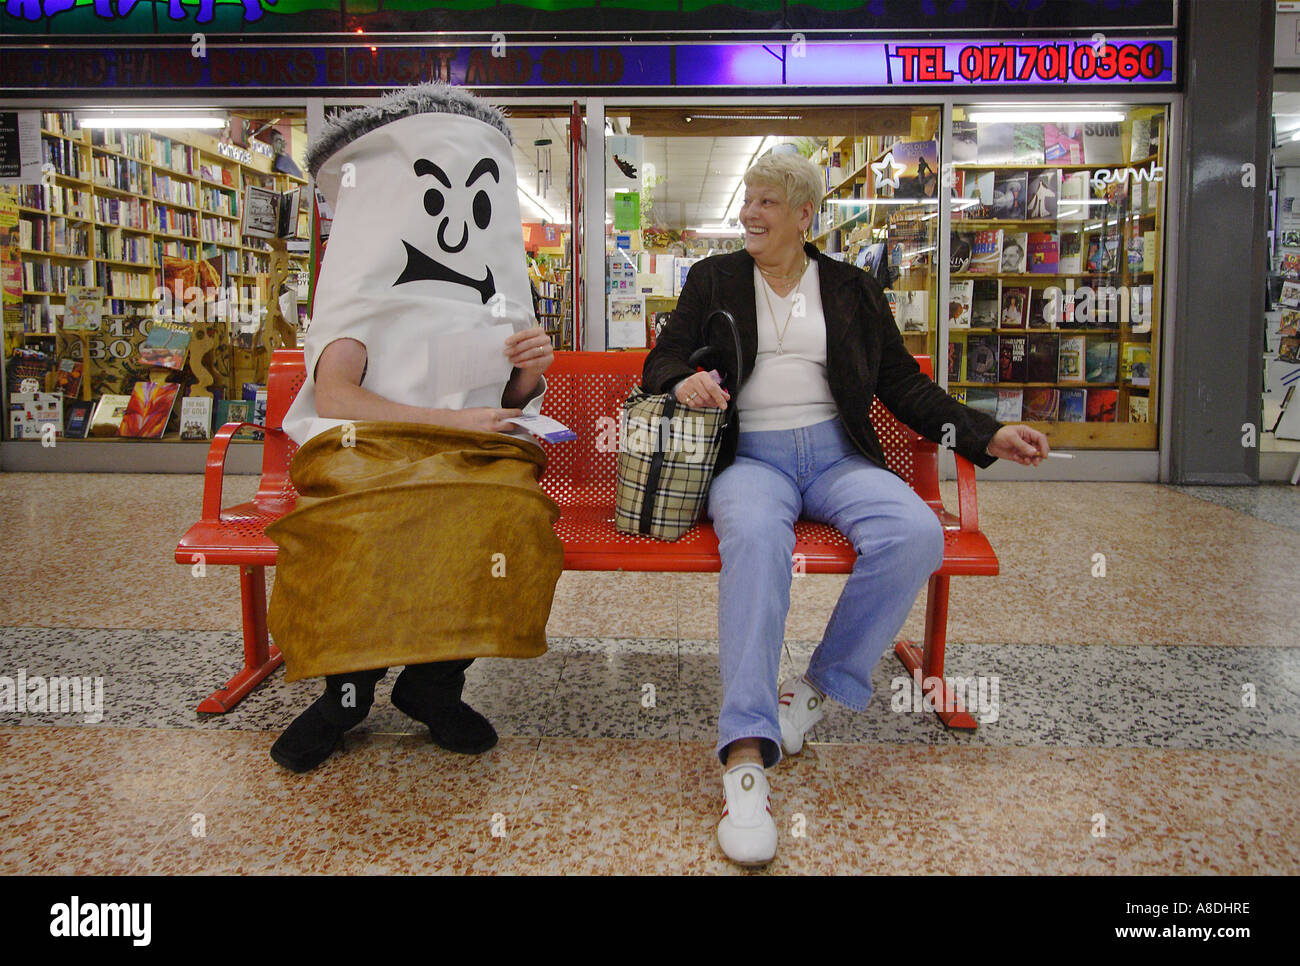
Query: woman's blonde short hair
744,150,824,211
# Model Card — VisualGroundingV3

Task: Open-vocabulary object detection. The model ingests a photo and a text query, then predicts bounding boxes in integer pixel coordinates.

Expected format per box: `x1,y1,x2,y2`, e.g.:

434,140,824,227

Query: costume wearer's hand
505,326,554,376
674,371,729,409
985,424,1049,466
448,407,524,435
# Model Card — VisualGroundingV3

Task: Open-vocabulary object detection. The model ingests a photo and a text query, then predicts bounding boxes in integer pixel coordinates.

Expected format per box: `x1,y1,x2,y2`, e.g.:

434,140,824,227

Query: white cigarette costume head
282,82,539,446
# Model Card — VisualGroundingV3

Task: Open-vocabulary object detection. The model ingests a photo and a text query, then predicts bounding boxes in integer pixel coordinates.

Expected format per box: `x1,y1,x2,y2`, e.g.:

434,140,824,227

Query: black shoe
270,696,349,773
391,682,498,755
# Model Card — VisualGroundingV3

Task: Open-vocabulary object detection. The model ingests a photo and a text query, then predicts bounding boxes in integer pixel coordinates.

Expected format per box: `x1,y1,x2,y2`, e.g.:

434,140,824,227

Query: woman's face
740,180,812,263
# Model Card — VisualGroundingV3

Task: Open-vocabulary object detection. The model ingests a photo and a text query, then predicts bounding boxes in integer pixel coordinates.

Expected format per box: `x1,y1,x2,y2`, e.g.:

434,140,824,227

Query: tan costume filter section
266,421,563,681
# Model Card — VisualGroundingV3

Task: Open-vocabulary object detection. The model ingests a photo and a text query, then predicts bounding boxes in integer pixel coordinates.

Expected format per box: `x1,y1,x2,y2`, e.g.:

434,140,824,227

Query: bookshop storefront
0,0,1183,481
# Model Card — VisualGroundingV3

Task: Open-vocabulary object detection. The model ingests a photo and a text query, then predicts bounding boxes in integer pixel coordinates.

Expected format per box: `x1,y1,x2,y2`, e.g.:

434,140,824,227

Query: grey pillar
1170,0,1274,483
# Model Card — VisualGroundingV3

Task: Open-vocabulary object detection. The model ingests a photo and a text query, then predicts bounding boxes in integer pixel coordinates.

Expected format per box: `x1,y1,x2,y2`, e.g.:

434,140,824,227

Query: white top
735,261,838,432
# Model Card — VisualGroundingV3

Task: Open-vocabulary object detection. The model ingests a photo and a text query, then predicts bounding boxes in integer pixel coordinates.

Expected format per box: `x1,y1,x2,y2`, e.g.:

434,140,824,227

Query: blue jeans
708,417,944,767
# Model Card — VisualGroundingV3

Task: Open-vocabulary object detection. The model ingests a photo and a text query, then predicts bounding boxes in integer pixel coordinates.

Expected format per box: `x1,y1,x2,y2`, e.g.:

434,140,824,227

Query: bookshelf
2,111,309,441
943,106,1166,449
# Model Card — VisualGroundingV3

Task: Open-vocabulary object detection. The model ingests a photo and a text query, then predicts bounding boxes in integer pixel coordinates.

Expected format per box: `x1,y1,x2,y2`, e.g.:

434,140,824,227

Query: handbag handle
686,308,745,426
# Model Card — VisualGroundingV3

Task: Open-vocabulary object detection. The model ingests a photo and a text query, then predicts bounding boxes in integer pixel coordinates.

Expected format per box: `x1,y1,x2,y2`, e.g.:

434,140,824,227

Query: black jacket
641,243,1003,475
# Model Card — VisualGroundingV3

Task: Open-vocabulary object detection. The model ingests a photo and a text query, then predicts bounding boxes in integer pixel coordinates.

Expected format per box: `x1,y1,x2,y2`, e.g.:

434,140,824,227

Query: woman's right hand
674,371,730,409
436,407,524,434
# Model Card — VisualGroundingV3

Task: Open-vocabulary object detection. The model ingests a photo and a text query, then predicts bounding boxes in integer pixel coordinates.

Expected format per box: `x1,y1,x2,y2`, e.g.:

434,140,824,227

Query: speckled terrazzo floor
0,472,1297,874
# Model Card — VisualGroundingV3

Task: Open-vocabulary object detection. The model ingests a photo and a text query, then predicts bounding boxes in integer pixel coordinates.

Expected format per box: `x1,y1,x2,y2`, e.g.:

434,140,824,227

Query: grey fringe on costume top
304,82,514,178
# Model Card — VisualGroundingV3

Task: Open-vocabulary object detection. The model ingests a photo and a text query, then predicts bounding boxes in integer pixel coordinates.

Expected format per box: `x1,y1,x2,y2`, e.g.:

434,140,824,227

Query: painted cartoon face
394,156,501,303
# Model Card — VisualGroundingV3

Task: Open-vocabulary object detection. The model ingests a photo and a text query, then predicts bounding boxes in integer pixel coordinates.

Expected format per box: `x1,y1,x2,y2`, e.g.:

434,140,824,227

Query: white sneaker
779,676,826,756
717,764,777,866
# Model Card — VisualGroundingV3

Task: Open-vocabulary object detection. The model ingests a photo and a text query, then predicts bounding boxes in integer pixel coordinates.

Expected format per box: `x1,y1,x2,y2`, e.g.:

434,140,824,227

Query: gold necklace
759,256,808,355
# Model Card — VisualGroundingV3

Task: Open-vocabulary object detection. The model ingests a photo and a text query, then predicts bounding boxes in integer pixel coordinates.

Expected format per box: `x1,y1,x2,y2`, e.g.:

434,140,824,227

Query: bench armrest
200,423,263,522
954,452,980,533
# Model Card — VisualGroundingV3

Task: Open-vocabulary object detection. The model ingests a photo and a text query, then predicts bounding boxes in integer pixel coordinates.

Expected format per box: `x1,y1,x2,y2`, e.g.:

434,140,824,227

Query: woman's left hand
505,326,554,376
986,424,1050,466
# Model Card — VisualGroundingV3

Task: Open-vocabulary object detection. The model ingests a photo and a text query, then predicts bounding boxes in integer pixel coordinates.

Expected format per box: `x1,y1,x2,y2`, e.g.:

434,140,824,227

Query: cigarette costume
266,84,563,683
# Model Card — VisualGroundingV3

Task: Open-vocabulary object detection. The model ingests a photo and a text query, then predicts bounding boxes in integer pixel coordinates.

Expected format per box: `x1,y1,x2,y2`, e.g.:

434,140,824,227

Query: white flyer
428,322,515,397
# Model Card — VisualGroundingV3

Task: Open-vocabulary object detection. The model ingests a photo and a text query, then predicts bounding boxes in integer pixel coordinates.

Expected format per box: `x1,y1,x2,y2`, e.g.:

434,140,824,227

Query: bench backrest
259,348,941,509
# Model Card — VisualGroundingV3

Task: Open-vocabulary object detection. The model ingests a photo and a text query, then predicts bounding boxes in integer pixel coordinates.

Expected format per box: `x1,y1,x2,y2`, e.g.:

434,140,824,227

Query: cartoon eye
424,188,444,217
473,190,491,229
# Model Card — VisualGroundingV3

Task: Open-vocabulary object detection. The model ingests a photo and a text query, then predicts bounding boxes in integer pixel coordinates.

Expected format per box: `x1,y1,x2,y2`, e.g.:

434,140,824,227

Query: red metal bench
176,348,999,728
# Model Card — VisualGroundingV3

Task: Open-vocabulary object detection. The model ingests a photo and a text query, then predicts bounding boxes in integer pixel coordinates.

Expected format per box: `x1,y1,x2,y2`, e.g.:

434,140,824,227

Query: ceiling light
967,111,1126,123
79,116,227,129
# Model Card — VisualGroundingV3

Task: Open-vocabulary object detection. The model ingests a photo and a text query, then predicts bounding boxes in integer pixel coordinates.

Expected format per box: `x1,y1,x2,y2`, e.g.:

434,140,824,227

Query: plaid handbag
615,309,743,541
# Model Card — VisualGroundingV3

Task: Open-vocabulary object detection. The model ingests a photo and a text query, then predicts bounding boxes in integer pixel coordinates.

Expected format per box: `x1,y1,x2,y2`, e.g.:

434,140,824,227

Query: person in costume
265,83,564,773
643,150,1048,865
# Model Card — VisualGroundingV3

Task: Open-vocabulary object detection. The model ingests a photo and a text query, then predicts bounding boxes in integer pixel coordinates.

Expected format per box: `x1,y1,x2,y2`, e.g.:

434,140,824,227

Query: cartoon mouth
394,241,496,304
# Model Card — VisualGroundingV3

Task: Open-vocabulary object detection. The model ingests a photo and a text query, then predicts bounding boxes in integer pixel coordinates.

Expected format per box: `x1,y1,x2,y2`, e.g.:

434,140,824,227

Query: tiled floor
0,473,1297,874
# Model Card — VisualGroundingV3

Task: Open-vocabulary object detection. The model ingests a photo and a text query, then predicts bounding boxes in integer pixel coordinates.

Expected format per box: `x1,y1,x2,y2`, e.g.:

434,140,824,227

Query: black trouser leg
393,660,473,710
320,666,388,727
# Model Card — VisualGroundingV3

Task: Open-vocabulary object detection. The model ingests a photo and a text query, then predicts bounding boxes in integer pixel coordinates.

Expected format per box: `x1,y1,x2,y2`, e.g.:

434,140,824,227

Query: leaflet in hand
505,413,576,443
428,323,515,396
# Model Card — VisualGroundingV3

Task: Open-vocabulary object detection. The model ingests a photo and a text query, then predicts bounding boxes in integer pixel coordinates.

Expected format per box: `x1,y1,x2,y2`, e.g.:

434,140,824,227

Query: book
1058,232,1083,274
1121,343,1152,386
951,122,978,163
999,335,1028,382
956,170,994,220
1058,171,1089,222
8,392,63,439
1127,229,1144,273
965,387,1000,417
1028,232,1059,274
1085,340,1119,383
949,389,967,405
1000,232,1028,274
1129,117,1153,162
966,334,999,383
1000,286,1029,328
950,232,974,273
947,280,973,329
1011,124,1045,164
1082,122,1123,164
1059,388,1087,421
240,184,301,240
948,333,967,382
64,399,93,438
1023,388,1060,421
970,230,1003,274
1280,309,1300,338
892,139,940,199
54,358,83,399
992,171,1027,220
1058,336,1086,383
1280,253,1300,279
1143,231,1158,273
1027,333,1059,382
996,388,1023,421
1128,394,1150,423
891,290,929,333
1086,233,1122,275
138,319,192,371
1281,280,1300,308
971,279,1001,327
179,396,213,440
1043,123,1083,164
89,394,132,436
1026,170,1059,220
1027,288,1062,329
215,398,252,433
119,381,180,438
1281,336,1300,363
1086,388,1119,422
977,123,1014,164
63,285,105,332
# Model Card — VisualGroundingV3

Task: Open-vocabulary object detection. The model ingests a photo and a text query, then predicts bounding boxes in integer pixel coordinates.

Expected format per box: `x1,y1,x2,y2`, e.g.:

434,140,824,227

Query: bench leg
197,564,284,714
893,573,979,731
